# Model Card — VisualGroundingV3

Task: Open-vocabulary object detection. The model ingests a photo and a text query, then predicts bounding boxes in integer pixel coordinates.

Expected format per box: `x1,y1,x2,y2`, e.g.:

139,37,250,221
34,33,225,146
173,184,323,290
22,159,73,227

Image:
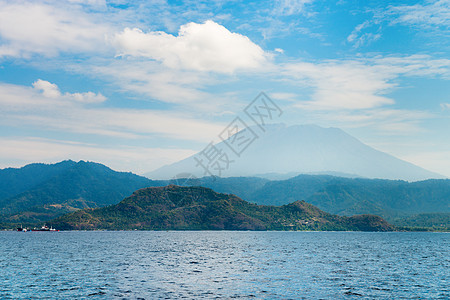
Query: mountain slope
393,213,450,231
0,161,160,223
2,160,447,228
145,124,443,181
49,185,395,231
0,160,77,201
152,175,450,226
245,175,450,219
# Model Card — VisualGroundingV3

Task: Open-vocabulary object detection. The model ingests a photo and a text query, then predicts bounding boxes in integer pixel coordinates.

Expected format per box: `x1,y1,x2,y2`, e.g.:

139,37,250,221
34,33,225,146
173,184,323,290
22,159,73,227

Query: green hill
392,213,450,231
0,161,159,224
49,185,395,232
174,175,450,226
2,161,448,229
247,176,450,220
0,160,78,201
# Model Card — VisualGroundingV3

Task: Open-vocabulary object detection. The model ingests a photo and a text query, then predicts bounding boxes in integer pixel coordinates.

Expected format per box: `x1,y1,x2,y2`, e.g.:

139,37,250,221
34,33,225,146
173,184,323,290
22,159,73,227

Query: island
49,185,395,231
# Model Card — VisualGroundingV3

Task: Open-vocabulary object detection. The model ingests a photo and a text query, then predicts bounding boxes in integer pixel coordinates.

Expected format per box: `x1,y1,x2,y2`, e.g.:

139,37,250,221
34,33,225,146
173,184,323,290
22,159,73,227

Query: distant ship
17,225,27,232
31,225,58,232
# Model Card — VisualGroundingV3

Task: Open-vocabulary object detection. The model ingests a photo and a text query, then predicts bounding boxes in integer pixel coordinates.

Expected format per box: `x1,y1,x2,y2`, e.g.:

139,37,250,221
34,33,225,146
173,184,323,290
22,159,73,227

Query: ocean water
0,231,448,299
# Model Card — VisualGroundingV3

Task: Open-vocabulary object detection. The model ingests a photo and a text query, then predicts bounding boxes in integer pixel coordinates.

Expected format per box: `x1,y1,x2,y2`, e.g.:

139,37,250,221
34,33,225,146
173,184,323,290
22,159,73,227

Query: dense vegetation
1,161,448,229
49,185,395,231
393,213,450,231
0,160,78,201
179,175,450,224
0,160,158,224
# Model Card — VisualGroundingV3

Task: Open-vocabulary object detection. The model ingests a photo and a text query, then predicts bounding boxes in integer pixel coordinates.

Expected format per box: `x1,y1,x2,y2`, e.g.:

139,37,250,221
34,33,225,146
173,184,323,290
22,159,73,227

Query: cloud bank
0,1,109,57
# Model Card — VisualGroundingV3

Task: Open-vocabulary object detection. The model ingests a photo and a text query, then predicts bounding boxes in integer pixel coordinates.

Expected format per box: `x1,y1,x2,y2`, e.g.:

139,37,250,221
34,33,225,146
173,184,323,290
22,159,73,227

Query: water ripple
0,231,448,299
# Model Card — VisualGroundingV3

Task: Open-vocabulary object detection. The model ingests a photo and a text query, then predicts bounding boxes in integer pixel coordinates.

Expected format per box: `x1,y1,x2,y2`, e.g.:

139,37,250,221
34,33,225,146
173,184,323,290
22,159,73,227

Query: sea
0,231,448,299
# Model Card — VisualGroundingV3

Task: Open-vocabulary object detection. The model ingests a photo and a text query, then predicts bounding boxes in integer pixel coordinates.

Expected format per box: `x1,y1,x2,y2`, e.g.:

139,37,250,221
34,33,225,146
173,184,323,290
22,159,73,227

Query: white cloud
70,91,107,104
347,1,450,48
363,109,432,135
441,103,450,109
283,55,450,110
83,58,246,115
0,1,110,57
68,0,106,7
112,20,268,73
390,0,450,28
0,81,224,142
284,61,395,110
347,21,381,48
270,92,298,102
89,60,211,106
273,0,314,16
32,79,61,98
32,79,106,103
291,106,432,136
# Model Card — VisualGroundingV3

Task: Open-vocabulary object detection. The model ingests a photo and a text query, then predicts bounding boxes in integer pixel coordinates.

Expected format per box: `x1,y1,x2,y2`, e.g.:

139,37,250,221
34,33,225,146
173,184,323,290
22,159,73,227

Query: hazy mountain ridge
173,175,450,222
49,185,395,231
252,176,450,219
146,124,444,181
1,161,448,229
0,160,78,201
0,160,160,223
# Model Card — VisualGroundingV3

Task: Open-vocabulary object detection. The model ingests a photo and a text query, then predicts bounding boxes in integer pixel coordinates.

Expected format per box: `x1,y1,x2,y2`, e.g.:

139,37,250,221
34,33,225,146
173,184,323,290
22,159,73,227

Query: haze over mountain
146,124,443,181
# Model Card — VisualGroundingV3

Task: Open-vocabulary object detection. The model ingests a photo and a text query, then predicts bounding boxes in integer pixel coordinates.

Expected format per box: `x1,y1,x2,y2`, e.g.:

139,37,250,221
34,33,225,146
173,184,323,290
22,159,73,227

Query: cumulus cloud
32,79,61,98
0,1,109,57
70,92,107,103
32,79,106,103
441,103,450,109
112,20,268,73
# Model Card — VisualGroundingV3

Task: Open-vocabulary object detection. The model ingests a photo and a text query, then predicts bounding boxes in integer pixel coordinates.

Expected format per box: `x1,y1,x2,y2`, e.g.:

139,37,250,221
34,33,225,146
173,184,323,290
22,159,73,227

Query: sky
0,0,449,177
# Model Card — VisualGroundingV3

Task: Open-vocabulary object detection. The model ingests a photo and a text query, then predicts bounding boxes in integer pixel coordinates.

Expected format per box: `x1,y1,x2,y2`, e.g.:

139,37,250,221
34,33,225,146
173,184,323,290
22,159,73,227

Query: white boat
32,225,58,232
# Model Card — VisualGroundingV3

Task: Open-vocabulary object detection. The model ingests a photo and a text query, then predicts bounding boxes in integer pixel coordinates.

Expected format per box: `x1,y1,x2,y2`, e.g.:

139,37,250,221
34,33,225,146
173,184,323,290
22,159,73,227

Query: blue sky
0,0,449,177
